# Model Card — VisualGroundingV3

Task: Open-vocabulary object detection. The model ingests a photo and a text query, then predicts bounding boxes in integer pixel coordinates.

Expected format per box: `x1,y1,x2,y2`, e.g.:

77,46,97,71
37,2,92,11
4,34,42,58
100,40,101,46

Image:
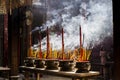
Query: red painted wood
3,14,8,67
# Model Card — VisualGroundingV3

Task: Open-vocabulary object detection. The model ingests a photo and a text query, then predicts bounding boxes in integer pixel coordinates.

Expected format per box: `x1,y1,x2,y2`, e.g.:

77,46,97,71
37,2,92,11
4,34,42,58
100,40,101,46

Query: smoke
32,0,113,51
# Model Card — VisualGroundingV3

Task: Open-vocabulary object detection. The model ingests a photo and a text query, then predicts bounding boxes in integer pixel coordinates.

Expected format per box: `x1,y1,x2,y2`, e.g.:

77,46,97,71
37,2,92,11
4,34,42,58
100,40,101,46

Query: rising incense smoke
32,0,113,51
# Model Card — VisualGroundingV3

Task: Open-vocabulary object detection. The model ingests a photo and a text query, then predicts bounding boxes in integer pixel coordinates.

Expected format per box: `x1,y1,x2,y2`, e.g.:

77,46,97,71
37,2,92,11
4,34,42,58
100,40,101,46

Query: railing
91,61,114,80
0,67,10,79
19,66,100,80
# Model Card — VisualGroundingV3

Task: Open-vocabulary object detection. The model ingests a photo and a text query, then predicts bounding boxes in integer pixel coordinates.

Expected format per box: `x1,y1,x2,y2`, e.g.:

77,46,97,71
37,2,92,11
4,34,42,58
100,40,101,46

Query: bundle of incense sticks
53,50,58,59
49,43,52,59
79,26,91,61
67,50,71,59
61,28,64,60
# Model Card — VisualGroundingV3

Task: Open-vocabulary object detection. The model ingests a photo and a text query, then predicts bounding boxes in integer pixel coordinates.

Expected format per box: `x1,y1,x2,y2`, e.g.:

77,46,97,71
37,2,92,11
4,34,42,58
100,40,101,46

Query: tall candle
46,27,49,59
39,32,42,58
79,26,82,47
79,26,83,61
62,28,64,59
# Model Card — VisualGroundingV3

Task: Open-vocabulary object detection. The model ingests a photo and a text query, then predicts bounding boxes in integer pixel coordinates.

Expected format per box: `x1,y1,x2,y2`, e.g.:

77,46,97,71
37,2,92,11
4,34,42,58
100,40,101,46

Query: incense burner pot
45,59,59,70
59,60,74,71
24,57,35,67
34,59,45,68
75,61,91,73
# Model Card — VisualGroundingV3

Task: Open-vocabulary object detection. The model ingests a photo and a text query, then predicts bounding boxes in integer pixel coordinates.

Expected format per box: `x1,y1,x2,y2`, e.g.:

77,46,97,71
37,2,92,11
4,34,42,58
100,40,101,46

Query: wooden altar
19,66,100,80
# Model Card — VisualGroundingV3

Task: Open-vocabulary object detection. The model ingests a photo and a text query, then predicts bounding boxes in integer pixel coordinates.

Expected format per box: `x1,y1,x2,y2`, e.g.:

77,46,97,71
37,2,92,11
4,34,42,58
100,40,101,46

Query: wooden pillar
3,13,8,67
37,73,41,80
0,15,4,66
8,9,20,78
24,71,30,80
113,0,120,80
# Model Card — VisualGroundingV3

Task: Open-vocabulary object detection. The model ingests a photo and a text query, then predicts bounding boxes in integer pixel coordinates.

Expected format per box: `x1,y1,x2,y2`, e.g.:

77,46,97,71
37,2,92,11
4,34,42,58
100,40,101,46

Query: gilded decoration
0,0,33,14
